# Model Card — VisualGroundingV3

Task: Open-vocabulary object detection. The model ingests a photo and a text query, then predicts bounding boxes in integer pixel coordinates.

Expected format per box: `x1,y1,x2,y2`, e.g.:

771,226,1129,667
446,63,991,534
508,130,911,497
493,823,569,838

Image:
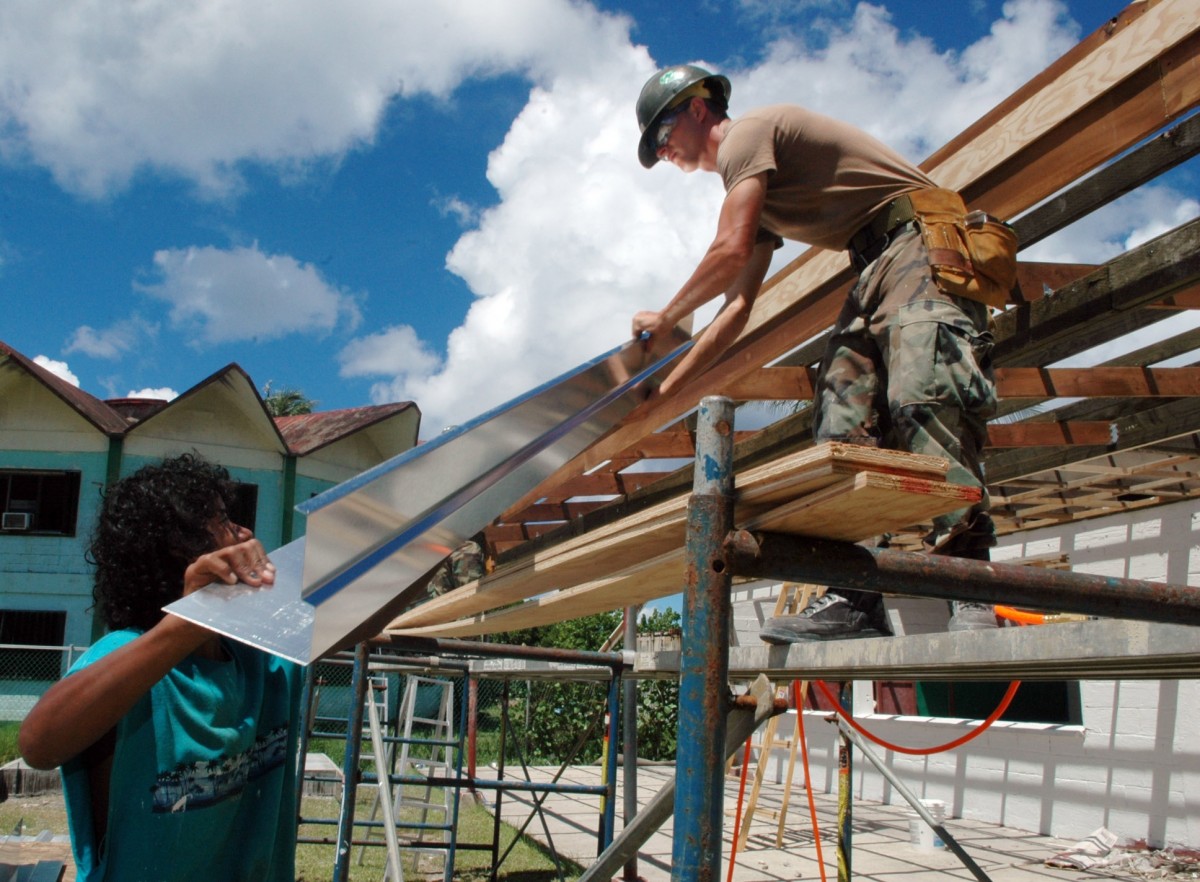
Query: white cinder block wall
733,497,1200,847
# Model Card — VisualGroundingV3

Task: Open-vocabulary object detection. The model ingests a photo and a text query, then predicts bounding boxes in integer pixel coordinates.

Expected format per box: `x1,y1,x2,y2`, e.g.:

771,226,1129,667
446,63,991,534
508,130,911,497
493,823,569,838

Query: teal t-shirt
61,629,302,882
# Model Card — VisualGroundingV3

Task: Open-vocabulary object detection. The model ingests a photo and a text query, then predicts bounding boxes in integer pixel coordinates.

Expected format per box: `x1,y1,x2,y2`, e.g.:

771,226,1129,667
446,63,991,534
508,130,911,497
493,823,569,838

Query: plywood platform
385,443,975,638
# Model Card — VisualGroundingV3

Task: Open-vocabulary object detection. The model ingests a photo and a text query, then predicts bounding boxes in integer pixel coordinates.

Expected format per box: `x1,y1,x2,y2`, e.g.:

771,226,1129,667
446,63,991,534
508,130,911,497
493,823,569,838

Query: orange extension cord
794,680,829,882
814,679,1021,755
995,604,1049,625
727,636,1025,880
726,680,1019,881
726,738,754,882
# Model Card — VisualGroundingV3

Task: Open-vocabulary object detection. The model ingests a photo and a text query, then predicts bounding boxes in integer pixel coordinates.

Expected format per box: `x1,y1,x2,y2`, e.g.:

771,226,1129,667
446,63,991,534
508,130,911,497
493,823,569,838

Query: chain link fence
304,654,679,770
0,643,87,724
3,643,680,771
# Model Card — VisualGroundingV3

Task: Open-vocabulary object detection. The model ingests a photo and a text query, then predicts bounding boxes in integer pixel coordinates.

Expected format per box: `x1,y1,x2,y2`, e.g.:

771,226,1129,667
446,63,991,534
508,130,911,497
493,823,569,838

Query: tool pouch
908,188,1018,309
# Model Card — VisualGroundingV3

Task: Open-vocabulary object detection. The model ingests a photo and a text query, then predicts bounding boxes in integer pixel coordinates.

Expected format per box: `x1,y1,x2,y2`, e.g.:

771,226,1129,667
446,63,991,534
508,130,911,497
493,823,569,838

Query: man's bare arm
654,237,774,398
632,172,769,341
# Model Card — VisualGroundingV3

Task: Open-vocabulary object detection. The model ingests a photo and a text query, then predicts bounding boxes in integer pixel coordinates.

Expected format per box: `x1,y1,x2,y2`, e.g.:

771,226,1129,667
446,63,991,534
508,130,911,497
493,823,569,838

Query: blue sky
3,0,1194,437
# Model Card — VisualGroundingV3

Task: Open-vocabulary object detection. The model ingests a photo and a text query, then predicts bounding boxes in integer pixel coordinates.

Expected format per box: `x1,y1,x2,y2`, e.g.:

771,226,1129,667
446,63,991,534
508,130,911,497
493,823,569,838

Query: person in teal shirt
20,454,303,882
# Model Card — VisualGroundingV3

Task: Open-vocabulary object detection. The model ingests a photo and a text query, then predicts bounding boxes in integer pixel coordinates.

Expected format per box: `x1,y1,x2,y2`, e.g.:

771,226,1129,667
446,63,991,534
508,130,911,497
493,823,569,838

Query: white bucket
907,799,946,851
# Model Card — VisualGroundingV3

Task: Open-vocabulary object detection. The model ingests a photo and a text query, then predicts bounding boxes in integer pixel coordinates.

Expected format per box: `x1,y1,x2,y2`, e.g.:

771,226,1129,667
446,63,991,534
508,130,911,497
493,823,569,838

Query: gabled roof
0,340,130,435
129,361,289,453
0,340,418,457
276,402,419,456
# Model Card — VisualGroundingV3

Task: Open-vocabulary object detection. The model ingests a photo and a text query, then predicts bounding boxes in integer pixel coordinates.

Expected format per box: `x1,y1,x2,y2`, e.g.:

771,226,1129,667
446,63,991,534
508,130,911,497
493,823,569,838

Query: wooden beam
1014,262,1097,301
1011,112,1200,249
720,367,815,401
993,218,1200,367
924,0,1177,181
995,367,1200,398
956,11,1200,216
986,421,1114,447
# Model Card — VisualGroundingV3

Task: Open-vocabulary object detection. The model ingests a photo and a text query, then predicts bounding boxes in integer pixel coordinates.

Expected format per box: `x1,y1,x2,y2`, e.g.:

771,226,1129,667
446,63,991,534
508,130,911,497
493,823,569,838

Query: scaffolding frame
663,396,1200,882
297,640,630,882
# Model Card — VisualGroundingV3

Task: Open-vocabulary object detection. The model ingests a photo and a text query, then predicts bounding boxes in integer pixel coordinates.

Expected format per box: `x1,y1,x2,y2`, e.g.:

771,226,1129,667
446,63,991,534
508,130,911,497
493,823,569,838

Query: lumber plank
389,444,951,630
734,443,949,508
932,0,1198,200
743,471,980,540
394,550,687,639
720,367,814,402
390,496,689,629
1013,262,1097,301
994,367,1200,399
959,20,1200,217
391,469,977,637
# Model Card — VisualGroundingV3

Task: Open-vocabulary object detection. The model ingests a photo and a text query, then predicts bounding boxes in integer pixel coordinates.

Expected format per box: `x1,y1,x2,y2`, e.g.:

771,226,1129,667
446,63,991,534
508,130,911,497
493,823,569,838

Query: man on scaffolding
630,64,1017,641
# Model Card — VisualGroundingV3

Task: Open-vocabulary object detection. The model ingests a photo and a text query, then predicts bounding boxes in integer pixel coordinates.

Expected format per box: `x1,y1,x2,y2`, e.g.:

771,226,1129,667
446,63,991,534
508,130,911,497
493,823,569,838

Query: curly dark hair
89,453,238,631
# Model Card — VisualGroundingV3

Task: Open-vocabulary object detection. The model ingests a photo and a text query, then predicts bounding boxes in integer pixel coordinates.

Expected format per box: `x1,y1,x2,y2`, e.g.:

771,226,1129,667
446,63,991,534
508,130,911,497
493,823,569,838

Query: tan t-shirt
718,105,936,251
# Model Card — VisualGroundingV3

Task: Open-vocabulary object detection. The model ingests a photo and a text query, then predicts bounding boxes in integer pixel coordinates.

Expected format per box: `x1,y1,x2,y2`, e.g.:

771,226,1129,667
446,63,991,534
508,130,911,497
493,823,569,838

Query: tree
483,608,682,764
261,381,316,416
635,606,681,760
497,611,622,764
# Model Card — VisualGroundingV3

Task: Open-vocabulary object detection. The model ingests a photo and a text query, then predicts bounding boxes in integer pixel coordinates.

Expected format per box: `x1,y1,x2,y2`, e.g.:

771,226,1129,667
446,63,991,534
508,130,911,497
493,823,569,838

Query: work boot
948,601,1000,631
760,593,890,644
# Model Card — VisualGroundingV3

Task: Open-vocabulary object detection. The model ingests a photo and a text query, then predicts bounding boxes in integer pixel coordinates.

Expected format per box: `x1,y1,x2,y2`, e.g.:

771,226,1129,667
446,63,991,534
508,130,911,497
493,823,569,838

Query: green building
0,340,420,659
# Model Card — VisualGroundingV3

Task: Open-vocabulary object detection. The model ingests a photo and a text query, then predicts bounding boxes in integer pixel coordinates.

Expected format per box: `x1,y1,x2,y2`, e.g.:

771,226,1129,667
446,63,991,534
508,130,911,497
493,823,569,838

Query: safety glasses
654,102,690,150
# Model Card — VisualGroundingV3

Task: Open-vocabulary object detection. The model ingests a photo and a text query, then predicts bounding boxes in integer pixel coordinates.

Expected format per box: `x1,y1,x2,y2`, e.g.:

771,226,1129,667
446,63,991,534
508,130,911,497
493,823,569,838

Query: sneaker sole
759,627,890,645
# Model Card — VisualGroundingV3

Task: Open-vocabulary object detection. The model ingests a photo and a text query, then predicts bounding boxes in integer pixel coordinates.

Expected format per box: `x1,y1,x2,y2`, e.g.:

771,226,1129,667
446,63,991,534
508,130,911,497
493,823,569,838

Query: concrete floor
490,763,1170,881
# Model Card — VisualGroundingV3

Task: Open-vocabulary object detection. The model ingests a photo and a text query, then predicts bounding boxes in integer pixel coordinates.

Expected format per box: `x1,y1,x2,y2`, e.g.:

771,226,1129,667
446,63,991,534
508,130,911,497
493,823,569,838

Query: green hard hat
636,64,731,169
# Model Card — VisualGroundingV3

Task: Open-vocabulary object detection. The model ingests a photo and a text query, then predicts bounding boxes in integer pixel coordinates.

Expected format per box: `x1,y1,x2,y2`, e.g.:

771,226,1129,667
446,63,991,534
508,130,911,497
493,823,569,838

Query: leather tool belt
848,188,1020,308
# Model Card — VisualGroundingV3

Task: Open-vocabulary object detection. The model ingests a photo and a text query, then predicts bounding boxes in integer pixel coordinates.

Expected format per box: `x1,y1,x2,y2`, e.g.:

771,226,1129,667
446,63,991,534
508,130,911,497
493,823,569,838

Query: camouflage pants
426,539,486,598
813,227,996,571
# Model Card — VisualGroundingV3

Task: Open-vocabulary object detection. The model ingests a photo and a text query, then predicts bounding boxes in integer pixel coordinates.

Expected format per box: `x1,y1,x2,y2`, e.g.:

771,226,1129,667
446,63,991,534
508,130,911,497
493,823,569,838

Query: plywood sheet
387,446,979,638
388,443,952,631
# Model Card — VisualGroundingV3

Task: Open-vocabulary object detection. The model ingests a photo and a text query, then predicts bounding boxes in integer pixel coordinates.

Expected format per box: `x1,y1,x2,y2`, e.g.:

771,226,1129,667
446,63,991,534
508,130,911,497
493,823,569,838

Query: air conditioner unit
2,512,31,531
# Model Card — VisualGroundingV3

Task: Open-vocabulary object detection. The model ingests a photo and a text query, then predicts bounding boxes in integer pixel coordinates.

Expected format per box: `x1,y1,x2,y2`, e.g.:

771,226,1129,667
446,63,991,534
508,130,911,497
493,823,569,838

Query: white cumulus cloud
65,316,158,360
33,355,79,386
0,0,633,199
136,244,362,347
348,0,1090,431
125,386,178,401
339,325,443,383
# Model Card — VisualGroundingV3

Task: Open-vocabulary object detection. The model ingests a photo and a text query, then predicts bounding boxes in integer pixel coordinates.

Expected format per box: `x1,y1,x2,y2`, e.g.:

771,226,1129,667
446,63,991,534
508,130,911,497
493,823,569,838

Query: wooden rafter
499,2,1200,520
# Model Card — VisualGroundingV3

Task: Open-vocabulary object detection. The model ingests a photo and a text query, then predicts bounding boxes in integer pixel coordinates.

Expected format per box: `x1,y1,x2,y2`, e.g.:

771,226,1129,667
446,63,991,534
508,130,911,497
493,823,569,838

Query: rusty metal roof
1,339,418,457
0,340,130,435
275,402,419,455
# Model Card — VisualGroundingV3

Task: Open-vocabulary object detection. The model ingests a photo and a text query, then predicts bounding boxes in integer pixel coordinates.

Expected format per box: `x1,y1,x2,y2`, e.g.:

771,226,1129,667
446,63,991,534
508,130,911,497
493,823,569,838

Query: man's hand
632,310,670,343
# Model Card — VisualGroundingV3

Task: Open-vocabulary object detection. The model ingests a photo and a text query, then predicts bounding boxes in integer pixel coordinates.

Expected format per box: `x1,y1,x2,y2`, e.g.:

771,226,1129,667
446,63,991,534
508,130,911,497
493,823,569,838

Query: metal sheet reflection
166,334,690,664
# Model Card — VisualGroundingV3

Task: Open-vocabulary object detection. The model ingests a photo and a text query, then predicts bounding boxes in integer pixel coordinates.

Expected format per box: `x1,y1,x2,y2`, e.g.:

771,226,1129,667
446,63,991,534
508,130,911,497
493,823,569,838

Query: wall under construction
733,498,1200,848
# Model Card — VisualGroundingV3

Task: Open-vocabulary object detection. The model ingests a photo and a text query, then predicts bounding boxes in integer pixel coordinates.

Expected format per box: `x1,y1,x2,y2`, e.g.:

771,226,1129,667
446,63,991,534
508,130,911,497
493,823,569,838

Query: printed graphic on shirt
150,725,290,812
